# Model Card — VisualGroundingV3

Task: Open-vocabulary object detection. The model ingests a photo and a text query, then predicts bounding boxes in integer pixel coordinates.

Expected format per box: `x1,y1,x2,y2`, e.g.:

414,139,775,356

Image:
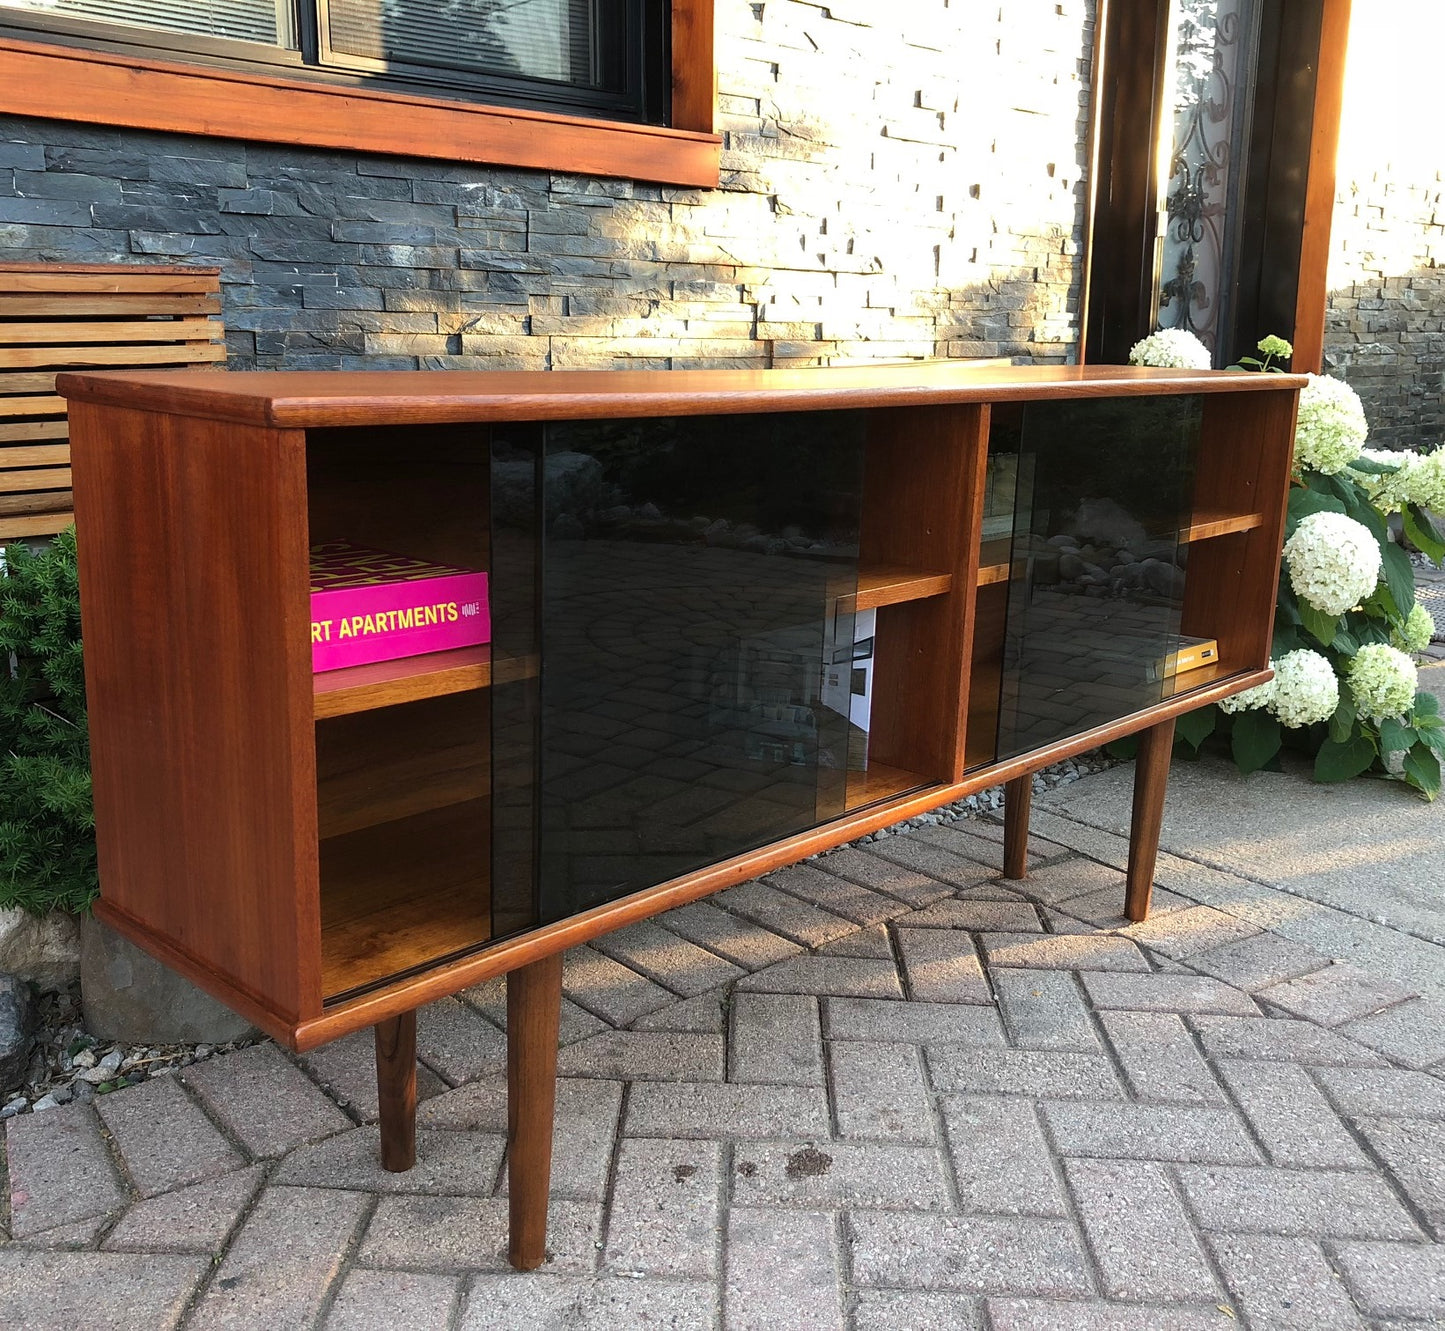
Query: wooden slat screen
0,263,226,540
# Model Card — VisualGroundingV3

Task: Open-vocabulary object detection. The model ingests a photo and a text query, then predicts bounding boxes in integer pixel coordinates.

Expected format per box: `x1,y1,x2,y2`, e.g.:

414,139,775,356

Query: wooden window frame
0,1,718,187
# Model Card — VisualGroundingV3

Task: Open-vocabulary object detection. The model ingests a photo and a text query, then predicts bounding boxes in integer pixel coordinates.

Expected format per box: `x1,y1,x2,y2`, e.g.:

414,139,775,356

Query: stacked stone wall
0,3,1093,371
1324,171,1445,450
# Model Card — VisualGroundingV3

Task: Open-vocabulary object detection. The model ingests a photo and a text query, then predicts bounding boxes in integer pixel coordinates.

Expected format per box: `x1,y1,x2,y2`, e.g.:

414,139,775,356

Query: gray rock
0,973,37,1091
1070,497,1147,548
1141,558,1186,598
79,914,256,1045
0,907,81,991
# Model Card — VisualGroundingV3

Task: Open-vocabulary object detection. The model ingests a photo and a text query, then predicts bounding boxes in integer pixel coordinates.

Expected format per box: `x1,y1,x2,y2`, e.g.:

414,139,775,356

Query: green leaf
1404,504,1445,565
1379,717,1417,754
1380,541,1417,618
1415,689,1441,718
1286,487,1346,536
1298,599,1341,647
1276,582,1302,625
1271,623,1303,657
1329,627,1360,657
1403,744,1442,800
1176,706,1217,752
1232,710,1282,775
1314,734,1377,783
1348,456,1404,475
1329,693,1358,745
1420,725,1445,758
1105,736,1139,760
1342,490,1389,544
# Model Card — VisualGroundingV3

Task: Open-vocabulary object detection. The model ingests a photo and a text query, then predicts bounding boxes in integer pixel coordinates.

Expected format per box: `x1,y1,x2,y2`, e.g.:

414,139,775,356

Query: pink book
310,541,490,673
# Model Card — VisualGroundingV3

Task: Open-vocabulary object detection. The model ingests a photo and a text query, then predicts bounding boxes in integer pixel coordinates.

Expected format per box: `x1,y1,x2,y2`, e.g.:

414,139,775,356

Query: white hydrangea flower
1392,603,1435,655
1127,328,1212,370
1347,447,1415,514
1406,448,1445,512
1218,677,1276,714
1282,511,1382,617
1266,649,1340,728
1293,373,1368,476
1347,642,1418,722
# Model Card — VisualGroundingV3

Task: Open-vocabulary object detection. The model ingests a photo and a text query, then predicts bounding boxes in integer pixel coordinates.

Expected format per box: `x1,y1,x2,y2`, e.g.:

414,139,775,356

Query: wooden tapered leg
507,952,563,1272
1125,718,1176,922
375,1011,417,1173
1003,774,1033,880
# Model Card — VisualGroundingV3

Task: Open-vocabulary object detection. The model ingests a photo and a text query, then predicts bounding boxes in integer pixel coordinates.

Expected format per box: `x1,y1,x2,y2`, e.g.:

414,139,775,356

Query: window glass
0,0,295,46
325,0,604,88
0,0,656,122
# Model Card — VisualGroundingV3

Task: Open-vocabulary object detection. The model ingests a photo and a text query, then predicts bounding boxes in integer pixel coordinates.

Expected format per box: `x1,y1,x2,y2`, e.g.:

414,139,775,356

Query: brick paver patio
3,818,1443,1329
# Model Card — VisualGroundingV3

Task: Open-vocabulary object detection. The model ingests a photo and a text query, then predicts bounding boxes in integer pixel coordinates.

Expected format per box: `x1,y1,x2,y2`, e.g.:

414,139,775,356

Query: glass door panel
528,411,865,926
997,396,1202,759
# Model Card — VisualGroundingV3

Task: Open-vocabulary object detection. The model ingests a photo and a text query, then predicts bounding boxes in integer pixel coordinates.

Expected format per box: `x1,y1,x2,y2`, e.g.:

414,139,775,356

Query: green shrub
0,528,97,913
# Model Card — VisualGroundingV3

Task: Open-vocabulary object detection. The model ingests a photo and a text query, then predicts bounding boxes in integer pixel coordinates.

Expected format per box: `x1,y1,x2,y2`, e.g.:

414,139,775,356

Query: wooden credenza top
57,362,1307,430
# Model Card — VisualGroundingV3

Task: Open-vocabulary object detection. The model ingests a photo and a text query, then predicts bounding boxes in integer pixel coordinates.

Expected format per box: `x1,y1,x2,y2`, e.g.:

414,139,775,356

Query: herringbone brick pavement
3,821,1442,1329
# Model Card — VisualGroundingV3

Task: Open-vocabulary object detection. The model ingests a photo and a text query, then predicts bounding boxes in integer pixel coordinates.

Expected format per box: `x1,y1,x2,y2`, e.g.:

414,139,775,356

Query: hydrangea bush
1131,331,1445,799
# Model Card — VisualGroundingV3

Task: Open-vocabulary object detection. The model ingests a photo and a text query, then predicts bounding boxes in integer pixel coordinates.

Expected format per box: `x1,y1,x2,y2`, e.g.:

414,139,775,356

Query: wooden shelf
320,797,491,1001
847,565,953,611
974,514,1265,586
845,762,935,810
314,646,539,719
1162,660,1246,699
976,536,1013,588
1180,511,1265,543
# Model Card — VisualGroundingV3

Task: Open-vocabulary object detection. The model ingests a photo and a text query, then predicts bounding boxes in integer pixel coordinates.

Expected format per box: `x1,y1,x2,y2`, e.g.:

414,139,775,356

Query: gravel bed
846,749,1116,843
0,983,257,1120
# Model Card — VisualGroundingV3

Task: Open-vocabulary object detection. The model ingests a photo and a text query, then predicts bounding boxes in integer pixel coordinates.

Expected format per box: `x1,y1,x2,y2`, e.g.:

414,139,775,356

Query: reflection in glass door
997,396,1202,759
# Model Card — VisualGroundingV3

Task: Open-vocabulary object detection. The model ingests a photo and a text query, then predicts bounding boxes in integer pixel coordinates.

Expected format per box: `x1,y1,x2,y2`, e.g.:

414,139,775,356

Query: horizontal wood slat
0,268,222,294
0,468,72,492
0,444,70,466
0,421,68,443
0,343,228,370
0,295,222,317
0,264,226,538
0,372,59,392
0,396,65,418
0,511,75,539
0,490,71,515
0,318,222,345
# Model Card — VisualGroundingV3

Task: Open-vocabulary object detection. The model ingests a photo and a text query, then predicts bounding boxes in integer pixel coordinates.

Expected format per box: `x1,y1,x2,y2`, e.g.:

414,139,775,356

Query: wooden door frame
1081,0,1352,372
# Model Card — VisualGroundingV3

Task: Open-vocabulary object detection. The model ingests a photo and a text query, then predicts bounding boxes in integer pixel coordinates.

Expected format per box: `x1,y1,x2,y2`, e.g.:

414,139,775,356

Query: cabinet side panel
1182,388,1299,668
70,402,318,1027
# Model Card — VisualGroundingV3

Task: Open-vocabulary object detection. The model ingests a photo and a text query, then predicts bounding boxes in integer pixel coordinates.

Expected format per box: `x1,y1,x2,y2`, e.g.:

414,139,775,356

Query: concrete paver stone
2,776,1442,1329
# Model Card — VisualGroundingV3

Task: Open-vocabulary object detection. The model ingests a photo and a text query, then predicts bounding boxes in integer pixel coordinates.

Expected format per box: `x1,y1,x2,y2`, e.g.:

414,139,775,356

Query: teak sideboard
60,362,1302,1269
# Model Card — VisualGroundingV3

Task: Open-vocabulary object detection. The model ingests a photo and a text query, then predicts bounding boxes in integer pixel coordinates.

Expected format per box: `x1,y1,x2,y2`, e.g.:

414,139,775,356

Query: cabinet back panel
307,425,490,573
315,691,490,840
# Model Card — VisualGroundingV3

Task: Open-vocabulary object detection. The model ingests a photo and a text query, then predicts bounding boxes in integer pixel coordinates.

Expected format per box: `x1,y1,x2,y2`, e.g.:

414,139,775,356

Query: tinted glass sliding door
492,410,865,932
996,395,1201,759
